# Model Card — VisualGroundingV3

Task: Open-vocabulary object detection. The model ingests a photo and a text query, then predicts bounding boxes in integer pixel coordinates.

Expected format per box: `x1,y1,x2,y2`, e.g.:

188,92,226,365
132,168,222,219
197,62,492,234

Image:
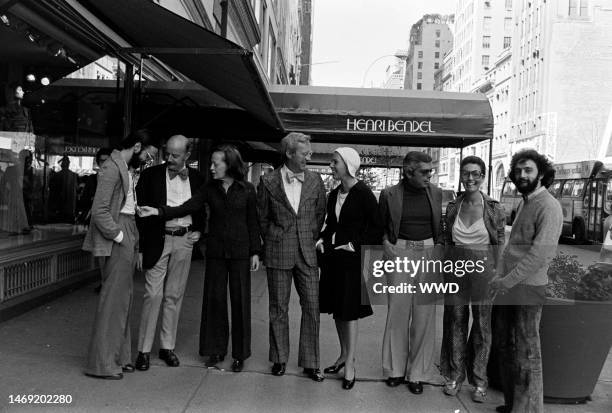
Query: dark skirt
319,249,373,321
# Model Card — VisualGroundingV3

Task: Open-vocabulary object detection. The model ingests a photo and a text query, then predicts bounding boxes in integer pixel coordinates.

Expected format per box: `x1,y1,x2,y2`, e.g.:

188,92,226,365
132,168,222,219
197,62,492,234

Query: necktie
286,170,304,184
169,168,189,181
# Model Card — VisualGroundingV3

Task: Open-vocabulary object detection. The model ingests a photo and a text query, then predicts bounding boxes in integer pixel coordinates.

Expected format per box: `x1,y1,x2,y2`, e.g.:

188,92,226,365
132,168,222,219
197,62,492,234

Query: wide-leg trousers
200,258,251,360
266,252,320,369
85,214,136,376
496,304,544,413
381,238,440,382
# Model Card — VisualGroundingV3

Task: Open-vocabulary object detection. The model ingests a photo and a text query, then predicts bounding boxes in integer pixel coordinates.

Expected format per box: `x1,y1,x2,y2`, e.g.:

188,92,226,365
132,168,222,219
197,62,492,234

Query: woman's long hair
213,144,246,181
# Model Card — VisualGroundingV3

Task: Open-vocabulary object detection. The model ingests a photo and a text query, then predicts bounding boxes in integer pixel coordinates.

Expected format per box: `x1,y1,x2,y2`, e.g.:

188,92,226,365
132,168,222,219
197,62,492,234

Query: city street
1,248,611,413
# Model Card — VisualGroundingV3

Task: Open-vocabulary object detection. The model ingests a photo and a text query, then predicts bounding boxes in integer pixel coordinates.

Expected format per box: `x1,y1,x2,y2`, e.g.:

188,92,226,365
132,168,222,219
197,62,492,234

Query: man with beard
489,149,562,413
82,133,146,379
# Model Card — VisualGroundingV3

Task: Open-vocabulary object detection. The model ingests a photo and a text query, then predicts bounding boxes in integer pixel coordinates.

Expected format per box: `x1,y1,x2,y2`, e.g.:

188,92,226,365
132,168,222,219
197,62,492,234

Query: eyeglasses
461,171,484,179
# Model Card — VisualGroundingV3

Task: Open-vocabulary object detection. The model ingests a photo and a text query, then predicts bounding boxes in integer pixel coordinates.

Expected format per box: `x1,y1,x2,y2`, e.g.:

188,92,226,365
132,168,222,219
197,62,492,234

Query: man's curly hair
508,149,555,188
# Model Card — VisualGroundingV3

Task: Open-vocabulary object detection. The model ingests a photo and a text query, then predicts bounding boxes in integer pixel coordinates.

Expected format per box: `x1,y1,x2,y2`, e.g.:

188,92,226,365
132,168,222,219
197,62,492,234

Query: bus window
605,179,612,214
571,180,586,198
549,180,562,197
561,180,575,197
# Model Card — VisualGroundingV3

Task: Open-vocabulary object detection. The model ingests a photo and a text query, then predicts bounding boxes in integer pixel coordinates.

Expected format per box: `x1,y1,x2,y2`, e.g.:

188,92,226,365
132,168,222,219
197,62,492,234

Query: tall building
404,14,454,91
298,0,314,85
449,0,513,93
509,0,612,163
382,50,408,89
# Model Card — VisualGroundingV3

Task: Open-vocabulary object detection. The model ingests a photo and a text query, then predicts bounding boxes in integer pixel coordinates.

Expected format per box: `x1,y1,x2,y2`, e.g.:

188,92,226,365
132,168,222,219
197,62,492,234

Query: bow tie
286,170,304,184
169,168,189,181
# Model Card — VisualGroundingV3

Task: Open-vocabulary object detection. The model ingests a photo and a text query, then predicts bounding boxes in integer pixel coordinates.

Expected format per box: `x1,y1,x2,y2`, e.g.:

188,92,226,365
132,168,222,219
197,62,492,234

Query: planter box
541,298,612,403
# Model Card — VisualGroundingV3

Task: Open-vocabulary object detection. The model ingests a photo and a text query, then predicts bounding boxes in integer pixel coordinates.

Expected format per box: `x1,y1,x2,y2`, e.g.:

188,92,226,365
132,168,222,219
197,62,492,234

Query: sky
311,0,456,88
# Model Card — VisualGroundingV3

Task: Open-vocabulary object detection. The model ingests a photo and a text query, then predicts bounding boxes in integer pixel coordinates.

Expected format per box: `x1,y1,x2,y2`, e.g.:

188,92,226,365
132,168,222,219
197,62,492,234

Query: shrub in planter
541,254,612,403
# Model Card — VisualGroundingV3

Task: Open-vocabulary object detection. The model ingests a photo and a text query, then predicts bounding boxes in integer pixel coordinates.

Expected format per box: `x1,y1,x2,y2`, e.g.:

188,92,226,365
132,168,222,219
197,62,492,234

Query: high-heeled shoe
342,367,356,390
323,361,346,374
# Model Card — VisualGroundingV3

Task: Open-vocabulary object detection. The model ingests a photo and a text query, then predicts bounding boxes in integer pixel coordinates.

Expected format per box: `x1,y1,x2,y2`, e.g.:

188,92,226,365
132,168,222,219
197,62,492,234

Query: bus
500,160,612,243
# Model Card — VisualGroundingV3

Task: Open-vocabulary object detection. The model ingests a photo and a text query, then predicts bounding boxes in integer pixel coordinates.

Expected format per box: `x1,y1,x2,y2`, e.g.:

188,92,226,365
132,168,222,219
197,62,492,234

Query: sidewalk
0,259,610,412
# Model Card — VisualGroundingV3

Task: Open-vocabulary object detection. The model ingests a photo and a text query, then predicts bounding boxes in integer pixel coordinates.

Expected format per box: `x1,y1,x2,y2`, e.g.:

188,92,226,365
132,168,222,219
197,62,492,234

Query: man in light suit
379,151,444,394
82,133,144,380
133,135,204,371
257,132,327,381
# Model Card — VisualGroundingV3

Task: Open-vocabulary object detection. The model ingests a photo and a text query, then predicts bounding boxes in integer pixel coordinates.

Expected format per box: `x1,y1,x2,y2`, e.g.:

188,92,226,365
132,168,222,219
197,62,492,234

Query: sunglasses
461,171,484,179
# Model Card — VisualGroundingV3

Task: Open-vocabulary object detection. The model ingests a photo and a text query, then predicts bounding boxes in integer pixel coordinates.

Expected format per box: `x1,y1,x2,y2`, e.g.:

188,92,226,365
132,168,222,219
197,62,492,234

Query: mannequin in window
2,84,34,133
48,156,78,223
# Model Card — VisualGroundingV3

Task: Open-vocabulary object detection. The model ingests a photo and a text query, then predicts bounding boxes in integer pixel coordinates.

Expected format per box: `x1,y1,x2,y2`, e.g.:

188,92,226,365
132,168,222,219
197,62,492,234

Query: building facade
509,0,612,163
404,14,454,91
382,50,408,89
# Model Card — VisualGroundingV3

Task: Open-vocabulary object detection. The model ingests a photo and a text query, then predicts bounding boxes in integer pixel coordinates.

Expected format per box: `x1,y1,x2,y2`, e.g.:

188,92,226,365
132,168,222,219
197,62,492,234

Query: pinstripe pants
266,252,320,369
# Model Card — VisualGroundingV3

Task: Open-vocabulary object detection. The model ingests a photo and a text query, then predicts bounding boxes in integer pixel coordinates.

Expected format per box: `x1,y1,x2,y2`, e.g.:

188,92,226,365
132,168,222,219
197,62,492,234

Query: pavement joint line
180,366,209,413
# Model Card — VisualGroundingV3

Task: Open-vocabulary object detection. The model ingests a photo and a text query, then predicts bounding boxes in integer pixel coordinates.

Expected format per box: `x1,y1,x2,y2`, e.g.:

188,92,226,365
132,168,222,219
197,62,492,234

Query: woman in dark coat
318,147,382,390
141,145,261,373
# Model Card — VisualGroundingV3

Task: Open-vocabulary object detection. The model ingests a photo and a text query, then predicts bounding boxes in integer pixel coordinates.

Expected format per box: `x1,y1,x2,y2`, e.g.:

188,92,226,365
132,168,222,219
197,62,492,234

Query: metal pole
123,63,134,138
488,137,493,196
457,144,464,193
220,0,229,37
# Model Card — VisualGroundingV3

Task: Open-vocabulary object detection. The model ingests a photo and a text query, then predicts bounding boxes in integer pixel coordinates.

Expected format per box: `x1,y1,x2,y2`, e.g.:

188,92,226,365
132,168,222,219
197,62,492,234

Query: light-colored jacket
82,150,138,256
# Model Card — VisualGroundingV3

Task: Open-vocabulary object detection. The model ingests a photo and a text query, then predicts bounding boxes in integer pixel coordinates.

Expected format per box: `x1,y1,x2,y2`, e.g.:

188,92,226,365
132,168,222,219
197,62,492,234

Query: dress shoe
495,405,512,413
442,380,461,396
342,367,356,390
231,359,244,372
386,376,404,387
303,368,325,382
121,364,135,373
472,387,487,403
135,352,150,371
85,372,123,380
159,349,180,367
407,381,424,395
323,361,345,374
205,354,225,368
271,363,286,376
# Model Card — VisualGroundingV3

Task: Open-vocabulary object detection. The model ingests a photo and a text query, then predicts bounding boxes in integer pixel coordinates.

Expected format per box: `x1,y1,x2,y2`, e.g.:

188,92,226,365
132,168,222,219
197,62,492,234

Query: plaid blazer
257,167,326,269
444,191,505,246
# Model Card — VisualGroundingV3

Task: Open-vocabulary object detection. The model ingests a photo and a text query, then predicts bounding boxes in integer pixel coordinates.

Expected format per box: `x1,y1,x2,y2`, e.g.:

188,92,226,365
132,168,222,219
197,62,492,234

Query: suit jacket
136,163,204,269
320,181,383,252
83,150,137,256
158,179,262,260
379,181,444,244
257,167,326,269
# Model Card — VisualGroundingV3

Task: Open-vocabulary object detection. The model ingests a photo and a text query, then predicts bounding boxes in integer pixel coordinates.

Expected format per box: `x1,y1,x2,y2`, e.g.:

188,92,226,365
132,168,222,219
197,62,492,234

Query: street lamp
361,54,403,88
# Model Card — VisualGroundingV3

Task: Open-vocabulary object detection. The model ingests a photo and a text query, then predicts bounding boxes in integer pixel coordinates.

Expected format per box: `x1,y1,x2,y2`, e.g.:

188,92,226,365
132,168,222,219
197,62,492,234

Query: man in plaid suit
257,132,327,381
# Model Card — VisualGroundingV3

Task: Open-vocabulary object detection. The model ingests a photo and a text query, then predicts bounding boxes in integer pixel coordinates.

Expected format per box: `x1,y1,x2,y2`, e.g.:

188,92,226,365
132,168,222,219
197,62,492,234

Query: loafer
159,349,180,367
496,405,512,413
386,376,404,387
121,364,135,373
323,362,345,374
135,352,150,371
85,372,123,380
271,363,286,376
231,359,244,372
303,368,325,382
442,380,461,396
204,354,224,368
472,387,487,403
407,381,424,394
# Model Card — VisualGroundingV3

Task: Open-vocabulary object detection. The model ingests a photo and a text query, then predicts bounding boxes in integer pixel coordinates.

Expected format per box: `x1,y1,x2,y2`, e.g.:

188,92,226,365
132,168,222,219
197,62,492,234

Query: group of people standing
82,131,562,413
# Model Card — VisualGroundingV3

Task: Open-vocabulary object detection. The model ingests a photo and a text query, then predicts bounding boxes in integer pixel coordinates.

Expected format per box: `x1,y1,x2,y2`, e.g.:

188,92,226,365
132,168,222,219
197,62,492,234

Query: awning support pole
458,142,464,193
220,0,229,38
488,137,493,196
121,47,251,56
123,63,134,139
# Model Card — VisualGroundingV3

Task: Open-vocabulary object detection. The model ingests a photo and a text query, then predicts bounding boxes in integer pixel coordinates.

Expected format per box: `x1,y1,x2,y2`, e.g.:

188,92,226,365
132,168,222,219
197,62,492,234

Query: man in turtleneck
379,151,444,395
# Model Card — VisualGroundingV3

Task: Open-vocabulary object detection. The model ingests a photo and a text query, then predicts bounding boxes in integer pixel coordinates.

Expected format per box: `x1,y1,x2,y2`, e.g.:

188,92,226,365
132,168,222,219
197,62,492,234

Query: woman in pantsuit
440,155,505,402
147,145,261,372
318,147,382,390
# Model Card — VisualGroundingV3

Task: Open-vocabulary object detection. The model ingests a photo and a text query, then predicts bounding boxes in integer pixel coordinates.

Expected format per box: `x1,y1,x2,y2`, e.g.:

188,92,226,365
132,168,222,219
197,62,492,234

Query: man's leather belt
164,226,192,236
